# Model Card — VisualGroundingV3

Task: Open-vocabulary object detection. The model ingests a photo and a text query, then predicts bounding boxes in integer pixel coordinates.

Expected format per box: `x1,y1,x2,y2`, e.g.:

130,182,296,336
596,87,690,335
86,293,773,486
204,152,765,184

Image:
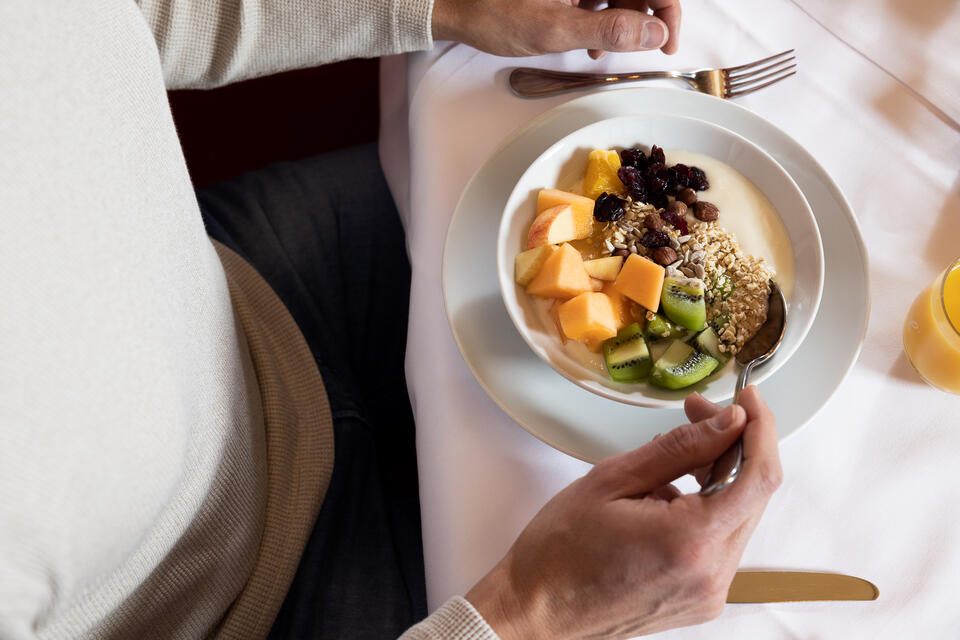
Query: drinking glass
902,256,960,393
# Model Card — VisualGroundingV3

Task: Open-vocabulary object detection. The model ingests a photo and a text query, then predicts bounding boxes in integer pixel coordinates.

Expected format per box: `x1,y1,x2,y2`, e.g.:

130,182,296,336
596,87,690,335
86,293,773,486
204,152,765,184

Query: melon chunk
582,149,624,200
614,253,665,312
514,245,558,287
557,292,618,343
526,243,592,299
602,281,634,330
584,255,624,281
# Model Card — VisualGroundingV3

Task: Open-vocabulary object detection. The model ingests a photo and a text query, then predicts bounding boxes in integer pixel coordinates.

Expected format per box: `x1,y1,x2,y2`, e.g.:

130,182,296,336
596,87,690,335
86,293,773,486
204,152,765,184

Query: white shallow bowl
496,114,824,408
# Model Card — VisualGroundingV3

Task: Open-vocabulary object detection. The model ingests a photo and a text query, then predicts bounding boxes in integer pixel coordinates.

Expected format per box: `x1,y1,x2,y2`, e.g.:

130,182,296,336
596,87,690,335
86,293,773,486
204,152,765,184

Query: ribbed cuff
399,596,500,640
392,0,435,53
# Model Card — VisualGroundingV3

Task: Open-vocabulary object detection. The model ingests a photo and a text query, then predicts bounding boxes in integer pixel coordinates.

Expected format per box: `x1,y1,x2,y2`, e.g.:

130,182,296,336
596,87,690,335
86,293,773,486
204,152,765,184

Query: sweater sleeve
135,0,434,89
399,597,500,640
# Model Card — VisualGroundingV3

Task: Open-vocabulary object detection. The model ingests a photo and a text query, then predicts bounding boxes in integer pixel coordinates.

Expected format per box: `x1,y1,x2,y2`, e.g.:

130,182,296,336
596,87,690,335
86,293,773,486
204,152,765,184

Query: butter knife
727,572,879,603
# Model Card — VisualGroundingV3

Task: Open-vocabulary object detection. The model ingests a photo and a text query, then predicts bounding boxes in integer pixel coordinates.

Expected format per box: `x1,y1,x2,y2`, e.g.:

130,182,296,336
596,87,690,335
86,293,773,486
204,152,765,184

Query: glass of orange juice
902,256,960,393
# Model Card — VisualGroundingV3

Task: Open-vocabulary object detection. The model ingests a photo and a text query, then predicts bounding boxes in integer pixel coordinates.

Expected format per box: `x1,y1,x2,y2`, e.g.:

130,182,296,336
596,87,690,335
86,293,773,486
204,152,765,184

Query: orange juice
903,258,960,393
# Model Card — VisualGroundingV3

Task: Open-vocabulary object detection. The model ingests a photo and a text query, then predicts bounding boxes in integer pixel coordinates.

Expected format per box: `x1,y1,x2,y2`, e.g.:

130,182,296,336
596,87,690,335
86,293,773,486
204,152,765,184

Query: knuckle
600,12,637,50
658,423,701,460
755,459,784,494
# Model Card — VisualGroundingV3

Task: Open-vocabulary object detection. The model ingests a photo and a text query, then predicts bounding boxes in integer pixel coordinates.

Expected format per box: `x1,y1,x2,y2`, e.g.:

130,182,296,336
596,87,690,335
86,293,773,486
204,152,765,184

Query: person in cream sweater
0,0,784,638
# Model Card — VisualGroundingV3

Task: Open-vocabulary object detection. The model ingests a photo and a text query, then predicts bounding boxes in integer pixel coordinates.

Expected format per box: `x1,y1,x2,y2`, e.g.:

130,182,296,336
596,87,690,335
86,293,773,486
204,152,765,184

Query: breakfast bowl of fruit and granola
497,115,824,407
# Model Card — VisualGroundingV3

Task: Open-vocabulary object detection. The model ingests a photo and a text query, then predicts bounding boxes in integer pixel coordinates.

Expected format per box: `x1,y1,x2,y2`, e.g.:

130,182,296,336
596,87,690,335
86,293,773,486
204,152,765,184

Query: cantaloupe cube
536,189,594,237
526,243,592,299
514,245,558,286
614,253,665,312
557,292,618,343
602,281,634,330
589,277,605,292
582,149,624,200
584,255,624,281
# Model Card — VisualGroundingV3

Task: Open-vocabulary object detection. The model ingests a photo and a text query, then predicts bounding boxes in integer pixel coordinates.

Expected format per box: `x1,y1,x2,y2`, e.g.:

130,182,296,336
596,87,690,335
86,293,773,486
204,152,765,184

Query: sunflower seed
678,235,692,244
693,263,705,279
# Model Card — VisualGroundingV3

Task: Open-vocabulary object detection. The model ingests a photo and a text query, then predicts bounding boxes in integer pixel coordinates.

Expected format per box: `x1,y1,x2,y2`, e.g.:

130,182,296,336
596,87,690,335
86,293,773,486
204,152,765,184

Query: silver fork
509,49,796,98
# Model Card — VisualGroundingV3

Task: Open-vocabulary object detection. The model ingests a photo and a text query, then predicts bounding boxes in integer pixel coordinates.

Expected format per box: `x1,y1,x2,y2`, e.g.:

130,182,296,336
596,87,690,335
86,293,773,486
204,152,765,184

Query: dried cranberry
594,192,626,222
660,210,689,235
645,172,668,196
689,166,710,191
668,163,693,190
640,230,670,248
617,166,648,202
649,145,666,166
649,193,670,211
620,147,647,169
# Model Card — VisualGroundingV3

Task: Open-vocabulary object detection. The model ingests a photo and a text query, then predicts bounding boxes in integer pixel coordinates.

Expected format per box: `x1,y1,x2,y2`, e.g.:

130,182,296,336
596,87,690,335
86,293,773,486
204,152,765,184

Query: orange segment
526,243,593,299
614,253,665,312
557,292,618,343
582,149,624,200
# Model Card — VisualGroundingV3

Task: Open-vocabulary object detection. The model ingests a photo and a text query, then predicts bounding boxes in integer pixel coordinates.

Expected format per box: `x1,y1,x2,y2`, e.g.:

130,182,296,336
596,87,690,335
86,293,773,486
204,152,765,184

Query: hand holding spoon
700,280,787,496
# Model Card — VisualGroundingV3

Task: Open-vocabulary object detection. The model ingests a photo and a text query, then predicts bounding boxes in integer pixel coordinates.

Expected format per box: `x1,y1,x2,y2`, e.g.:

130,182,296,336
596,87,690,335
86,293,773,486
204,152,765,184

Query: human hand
465,386,781,639
432,0,681,59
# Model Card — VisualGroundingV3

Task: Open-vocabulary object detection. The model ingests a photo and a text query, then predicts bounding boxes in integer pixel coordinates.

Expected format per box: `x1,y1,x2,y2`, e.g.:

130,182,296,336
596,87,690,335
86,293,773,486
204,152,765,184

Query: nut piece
652,246,679,266
643,212,664,231
666,200,688,218
677,188,698,205
612,248,630,258
693,200,720,221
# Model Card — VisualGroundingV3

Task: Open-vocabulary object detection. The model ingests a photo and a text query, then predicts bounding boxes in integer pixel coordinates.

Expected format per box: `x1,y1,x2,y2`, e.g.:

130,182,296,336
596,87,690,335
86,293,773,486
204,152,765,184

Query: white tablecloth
379,0,960,636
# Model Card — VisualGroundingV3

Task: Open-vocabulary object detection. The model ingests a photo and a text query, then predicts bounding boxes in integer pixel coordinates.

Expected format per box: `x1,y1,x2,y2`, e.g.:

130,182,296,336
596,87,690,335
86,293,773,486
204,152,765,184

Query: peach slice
614,253,665,312
514,245,559,287
527,204,590,249
584,255,624,281
526,243,592,299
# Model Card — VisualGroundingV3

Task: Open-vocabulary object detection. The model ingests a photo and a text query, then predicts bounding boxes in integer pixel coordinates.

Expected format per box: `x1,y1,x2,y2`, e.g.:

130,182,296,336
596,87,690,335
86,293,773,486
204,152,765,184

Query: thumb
597,404,746,498
558,7,669,53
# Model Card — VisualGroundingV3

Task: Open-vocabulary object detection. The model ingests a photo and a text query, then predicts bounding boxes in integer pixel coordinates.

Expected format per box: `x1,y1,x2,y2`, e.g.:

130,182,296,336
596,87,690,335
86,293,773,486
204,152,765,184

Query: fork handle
509,67,686,97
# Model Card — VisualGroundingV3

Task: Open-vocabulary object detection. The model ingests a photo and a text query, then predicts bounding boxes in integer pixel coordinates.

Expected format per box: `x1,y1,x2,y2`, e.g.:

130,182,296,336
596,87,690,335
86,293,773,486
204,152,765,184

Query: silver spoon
700,280,787,496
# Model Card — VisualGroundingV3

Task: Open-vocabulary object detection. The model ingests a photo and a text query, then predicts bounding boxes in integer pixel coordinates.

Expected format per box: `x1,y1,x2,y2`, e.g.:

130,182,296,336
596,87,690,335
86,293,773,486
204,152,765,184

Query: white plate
442,87,869,462
497,114,824,407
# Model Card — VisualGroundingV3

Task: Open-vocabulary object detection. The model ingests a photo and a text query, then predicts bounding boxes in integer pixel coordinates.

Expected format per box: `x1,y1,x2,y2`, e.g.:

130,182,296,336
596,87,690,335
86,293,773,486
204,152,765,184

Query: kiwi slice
649,340,720,390
661,277,707,331
710,313,730,332
602,323,652,383
643,312,688,342
695,327,730,366
710,272,736,301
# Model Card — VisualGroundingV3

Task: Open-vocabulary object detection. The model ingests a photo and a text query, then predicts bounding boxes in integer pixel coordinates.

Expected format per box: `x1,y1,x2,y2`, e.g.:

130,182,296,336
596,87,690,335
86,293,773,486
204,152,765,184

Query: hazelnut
678,188,698,205
693,201,720,221
666,200,688,217
612,248,630,258
643,212,664,231
652,246,679,266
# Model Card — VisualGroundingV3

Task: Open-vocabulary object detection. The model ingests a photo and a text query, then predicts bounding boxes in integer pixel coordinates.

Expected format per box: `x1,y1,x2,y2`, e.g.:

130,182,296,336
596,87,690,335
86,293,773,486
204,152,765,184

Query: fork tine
727,70,797,98
723,49,795,75
726,56,796,82
727,64,797,91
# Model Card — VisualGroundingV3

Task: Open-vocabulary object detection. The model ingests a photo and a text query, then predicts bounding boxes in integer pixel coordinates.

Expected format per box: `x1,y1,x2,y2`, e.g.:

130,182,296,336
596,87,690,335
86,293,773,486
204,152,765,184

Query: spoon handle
699,360,756,496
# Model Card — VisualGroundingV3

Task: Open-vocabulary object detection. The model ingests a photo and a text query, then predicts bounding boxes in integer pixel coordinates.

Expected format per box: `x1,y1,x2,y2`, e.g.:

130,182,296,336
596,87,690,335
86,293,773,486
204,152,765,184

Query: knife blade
727,571,879,603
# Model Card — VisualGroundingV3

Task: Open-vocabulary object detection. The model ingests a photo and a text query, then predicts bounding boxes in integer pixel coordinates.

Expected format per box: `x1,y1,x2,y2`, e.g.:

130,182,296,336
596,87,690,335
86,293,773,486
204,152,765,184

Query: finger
647,0,681,54
561,6,670,53
646,483,682,501
684,393,725,485
701,386,783,521
595,404,746,498
588,48,606,59
684,392,723,423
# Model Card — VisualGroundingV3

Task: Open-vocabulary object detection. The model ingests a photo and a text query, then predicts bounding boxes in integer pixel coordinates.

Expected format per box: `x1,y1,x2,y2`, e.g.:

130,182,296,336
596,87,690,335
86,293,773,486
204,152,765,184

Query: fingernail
640,22,667,49
708,405,744,431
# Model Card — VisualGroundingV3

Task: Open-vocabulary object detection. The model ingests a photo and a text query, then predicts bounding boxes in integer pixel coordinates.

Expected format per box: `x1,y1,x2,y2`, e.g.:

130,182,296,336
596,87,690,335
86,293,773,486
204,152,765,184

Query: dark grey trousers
196,144,427,639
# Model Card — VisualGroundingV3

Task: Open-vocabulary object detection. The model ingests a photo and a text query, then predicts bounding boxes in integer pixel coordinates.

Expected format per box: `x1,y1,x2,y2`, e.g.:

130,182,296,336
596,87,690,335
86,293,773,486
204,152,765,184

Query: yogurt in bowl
496,115,824,408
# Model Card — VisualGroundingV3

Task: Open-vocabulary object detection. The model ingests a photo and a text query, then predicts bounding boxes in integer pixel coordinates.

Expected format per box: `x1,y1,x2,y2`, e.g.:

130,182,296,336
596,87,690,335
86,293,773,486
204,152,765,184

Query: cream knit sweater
0,1,495,638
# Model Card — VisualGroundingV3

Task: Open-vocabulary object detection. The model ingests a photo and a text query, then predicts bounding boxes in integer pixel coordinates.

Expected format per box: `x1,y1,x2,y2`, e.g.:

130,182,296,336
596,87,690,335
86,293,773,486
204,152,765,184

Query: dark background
168,59,380,188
